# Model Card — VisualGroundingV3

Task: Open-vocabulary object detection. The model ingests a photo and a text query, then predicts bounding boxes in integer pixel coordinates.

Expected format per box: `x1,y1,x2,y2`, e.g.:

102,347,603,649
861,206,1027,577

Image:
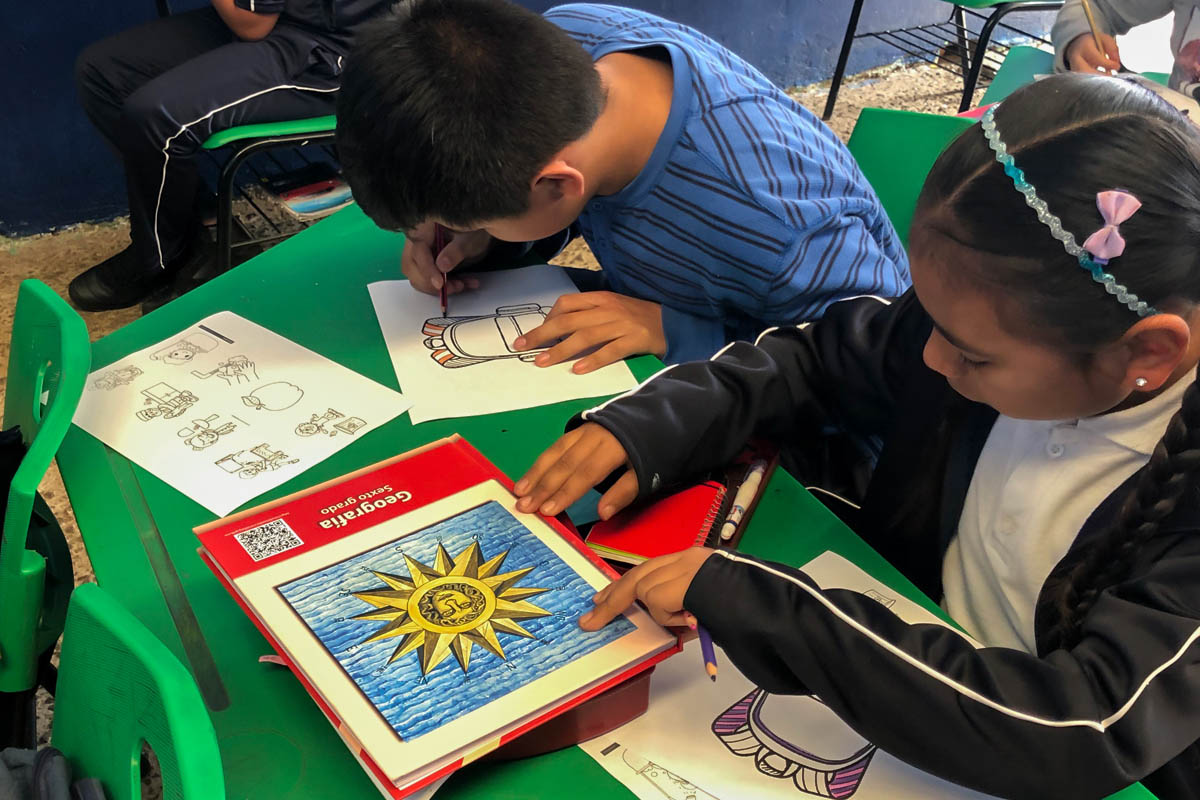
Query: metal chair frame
823,1,1063,118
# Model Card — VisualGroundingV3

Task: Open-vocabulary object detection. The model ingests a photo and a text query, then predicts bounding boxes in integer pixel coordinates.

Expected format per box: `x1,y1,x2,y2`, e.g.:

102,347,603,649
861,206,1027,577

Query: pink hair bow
1082,190,1142,263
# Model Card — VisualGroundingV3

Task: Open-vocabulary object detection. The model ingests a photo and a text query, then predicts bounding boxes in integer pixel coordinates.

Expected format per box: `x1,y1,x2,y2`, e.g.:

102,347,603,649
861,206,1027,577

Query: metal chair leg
216,149,239,275
0,689,37,749
953,5,972,96
958,2,1062,112
823,0,867,120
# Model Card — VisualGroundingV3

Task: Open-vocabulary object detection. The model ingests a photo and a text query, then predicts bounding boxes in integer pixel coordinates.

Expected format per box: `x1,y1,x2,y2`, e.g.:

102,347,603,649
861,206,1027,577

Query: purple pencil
698,624,718,681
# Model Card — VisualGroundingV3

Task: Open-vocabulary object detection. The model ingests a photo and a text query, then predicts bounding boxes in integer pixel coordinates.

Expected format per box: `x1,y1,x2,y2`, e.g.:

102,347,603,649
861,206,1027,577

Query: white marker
719,459,768,542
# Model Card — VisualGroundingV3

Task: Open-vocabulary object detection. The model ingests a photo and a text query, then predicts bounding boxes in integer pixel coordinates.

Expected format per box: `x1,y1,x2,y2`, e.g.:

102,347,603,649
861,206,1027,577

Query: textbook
197,436,678,798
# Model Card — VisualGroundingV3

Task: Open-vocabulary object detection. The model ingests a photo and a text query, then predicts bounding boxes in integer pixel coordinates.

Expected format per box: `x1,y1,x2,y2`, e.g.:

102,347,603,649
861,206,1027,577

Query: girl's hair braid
1046,368,1200,650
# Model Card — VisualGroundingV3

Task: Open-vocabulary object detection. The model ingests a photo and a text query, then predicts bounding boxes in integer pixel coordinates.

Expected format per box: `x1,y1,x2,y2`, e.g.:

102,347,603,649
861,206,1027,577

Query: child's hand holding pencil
399,220,491,296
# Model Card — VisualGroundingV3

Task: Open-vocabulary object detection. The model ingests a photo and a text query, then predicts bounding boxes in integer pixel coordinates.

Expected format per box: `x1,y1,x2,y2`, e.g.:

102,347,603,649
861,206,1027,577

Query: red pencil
433,223,449,315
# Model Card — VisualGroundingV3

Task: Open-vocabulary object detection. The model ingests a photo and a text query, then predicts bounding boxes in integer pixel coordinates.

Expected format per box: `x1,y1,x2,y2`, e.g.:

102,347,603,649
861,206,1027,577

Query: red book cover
586,481,727,565
197,435,677,797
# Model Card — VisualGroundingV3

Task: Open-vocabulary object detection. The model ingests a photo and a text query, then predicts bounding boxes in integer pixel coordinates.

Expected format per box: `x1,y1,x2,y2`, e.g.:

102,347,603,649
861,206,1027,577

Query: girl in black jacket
515,73,1200,799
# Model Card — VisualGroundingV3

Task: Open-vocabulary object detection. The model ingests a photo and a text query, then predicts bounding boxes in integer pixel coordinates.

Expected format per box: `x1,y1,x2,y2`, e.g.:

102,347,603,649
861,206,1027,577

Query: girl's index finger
580,558,664,630
579,572,640,630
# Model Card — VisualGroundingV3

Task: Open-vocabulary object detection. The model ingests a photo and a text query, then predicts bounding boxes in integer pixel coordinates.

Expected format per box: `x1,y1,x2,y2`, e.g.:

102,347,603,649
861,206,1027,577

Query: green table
56,205,1153,799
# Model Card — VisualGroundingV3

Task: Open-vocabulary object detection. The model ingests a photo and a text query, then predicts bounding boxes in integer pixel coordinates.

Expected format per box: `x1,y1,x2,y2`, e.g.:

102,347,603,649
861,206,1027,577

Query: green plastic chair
847,108,975,247
0,280,90,740
52,582,224,800
201,115,338,274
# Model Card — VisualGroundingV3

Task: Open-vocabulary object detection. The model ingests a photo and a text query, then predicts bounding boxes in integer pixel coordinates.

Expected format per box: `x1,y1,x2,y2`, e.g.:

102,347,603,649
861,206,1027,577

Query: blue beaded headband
981,105,1156,317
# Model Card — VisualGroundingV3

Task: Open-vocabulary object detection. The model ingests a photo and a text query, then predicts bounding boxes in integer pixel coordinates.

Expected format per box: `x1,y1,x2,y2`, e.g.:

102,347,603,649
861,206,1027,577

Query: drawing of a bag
712,689,876,798
422,304,551,368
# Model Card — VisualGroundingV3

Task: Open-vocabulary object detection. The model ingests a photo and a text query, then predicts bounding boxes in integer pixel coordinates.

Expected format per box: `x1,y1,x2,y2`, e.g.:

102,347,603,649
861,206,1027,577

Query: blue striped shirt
547,4,910,363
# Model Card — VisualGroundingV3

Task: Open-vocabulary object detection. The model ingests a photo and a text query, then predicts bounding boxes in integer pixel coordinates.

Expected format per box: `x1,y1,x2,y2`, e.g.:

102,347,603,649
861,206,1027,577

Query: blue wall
0,0,988,236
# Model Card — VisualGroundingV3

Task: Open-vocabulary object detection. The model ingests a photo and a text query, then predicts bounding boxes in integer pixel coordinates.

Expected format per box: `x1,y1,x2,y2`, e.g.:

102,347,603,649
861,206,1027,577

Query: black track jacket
577,290,1200,799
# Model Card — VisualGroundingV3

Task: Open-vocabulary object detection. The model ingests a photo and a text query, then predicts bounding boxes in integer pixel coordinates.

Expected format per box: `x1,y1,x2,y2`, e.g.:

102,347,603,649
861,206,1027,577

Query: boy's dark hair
914,73,1200,652
336,0,605,232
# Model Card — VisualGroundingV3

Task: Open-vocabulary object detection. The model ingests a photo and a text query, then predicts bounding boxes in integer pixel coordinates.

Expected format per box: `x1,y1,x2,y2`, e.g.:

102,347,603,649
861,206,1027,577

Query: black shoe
140,234,218,315
68,246,178,312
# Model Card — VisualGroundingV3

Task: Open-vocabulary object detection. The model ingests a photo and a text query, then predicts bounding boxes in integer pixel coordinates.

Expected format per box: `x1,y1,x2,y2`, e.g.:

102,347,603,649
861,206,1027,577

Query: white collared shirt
941,377,1190,652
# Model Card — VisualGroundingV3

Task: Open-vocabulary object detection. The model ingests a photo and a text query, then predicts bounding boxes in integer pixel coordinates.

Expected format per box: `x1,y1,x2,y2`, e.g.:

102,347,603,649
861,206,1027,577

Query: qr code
234,519,303,562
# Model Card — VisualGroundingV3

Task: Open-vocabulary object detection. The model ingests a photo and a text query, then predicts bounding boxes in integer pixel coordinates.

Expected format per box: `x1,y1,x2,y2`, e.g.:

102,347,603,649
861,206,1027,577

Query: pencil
698,624,718,681
684,612,718,681
1078,0,1111,66
433,223,448,315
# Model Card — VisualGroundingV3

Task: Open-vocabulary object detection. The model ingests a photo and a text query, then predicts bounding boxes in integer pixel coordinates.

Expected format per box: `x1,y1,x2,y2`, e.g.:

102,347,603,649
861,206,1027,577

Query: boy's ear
530,159,586,205
1115,314,1192,392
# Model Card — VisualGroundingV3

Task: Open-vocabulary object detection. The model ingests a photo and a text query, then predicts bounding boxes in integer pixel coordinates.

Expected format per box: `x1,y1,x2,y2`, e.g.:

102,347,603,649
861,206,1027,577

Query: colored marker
719,459,768,542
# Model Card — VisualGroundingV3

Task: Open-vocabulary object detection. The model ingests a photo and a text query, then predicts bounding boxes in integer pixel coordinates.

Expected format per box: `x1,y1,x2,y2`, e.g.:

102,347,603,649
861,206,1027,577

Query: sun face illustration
350,541,551,675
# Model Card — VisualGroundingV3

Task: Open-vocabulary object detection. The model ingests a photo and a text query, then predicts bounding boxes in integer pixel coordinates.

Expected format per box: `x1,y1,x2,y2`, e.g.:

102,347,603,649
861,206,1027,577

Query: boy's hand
512,292,667,373
579,548,715,629
401,221,492,295
1065,32,1121,74
514,423,638,519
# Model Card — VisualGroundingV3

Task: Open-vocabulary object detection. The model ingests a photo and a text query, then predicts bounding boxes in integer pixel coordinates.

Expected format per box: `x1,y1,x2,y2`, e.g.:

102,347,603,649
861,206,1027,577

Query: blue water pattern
277,500,634,740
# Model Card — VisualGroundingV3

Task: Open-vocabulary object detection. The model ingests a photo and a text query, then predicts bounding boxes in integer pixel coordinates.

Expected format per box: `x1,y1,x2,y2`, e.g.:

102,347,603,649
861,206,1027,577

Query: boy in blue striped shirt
337,0,909,367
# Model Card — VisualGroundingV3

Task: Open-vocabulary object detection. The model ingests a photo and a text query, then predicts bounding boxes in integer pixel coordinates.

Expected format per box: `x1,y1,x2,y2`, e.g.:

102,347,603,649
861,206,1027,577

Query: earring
1135,377,1149,388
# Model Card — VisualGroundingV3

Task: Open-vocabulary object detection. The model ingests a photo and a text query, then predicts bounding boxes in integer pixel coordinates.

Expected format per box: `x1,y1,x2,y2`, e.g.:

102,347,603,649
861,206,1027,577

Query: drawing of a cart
136,382,199,421
214,443,298,479
422,303,551,368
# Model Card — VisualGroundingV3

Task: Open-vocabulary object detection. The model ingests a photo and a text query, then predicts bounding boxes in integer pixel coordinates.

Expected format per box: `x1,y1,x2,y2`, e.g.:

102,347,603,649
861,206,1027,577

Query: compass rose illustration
350,541,552,675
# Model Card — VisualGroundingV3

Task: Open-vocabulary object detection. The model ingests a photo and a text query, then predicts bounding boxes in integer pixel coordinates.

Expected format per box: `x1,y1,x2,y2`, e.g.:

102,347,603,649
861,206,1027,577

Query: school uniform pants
74,7,344,280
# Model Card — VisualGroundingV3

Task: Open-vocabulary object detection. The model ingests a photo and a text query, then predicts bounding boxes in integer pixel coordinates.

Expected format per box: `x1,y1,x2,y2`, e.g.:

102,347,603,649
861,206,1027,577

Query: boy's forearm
211,0,279,41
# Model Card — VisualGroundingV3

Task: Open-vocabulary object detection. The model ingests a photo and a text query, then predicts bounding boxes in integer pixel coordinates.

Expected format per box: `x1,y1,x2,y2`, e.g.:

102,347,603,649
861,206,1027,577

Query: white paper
580,552,994,800
73,311,410,516
369,265,637,424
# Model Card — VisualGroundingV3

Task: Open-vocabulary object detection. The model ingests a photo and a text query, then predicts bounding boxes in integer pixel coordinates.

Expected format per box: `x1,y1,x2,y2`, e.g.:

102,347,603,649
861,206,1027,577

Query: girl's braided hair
913,73,1200,650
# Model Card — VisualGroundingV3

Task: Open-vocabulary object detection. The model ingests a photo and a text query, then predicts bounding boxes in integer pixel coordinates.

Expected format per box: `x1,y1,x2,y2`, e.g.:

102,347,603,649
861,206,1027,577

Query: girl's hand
514,423,638,518
579,547,715,629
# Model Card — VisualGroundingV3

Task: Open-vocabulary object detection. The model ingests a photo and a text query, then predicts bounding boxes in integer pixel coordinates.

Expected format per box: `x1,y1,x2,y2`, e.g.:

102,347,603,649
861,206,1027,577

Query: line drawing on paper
136,382,199,421
422,303,551,368
712,690,876,799
295,409,367,438
334,416,366,435
91,365,144,391
214,443,298,478
190,354,258,385
295,408,343,437
598,742,721,800
241,381,304,411
197,324,234,344
861,590,895,609
176,414,239,451
150,332,218,365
